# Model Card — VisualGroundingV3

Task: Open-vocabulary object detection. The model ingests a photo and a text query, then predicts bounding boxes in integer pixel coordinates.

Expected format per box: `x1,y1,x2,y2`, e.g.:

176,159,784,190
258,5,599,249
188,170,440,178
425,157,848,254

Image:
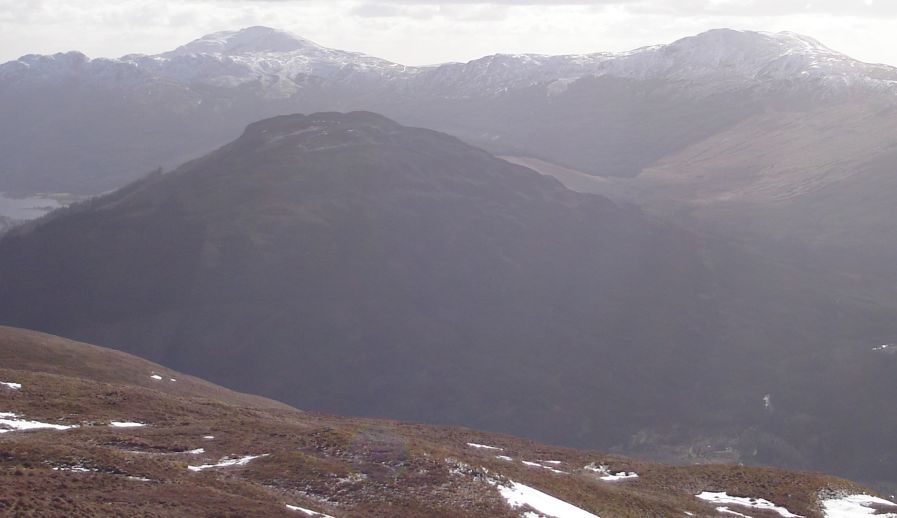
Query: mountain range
4,25,897,283
3,24,897,506
3,26,897,195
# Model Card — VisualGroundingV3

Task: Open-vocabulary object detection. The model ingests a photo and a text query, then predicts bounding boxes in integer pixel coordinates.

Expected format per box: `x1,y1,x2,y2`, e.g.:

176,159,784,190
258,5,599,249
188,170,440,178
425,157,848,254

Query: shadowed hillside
0,112,895,494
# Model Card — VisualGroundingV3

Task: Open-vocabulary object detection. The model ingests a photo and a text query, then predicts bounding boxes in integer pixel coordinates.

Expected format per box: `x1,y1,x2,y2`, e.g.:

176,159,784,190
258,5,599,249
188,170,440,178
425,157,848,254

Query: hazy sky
3,0,897,66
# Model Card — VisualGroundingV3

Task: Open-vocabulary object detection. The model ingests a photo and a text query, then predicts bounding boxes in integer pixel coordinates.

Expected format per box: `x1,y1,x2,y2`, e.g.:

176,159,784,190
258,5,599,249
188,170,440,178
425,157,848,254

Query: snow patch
820,494,897,517
150,374,162,380
696,492,802,517
188,454,269,472
0,412,77,433
52,465,95,473
496,455,514,461
492,479,600,518
285,504,335,517
0,382,21,390
203,435,215,440
585,464,638,481
186,448,205,454
600,472,639,481
467,442,503,451
717,507,752,518
109,421,146,428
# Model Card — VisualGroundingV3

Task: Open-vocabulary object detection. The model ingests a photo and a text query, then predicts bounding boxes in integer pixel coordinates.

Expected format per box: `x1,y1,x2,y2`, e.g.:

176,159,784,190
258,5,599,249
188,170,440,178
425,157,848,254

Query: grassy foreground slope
1,326,893,517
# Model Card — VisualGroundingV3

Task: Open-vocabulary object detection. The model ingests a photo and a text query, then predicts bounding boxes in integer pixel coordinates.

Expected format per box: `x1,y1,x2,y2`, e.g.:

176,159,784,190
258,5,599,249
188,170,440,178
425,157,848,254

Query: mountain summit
164,26,320,56
603,28,896,85
0,111,717,450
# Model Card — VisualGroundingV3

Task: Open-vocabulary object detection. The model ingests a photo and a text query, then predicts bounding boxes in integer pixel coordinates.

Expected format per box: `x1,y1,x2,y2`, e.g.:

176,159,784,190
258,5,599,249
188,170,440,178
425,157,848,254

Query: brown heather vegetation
1,326,891,517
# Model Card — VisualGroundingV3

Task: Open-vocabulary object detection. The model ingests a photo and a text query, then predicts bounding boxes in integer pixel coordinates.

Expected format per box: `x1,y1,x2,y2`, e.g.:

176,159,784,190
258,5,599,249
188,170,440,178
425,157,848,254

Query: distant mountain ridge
5,27,895,97
3,26,896,195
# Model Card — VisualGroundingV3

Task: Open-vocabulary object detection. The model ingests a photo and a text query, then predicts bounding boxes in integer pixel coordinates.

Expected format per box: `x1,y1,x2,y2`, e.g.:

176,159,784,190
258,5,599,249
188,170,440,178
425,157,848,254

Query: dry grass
0,327,886,517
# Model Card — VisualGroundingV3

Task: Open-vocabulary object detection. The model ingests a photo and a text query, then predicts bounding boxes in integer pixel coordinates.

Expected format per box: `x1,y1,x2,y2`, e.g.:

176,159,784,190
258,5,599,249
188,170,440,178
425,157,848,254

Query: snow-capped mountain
3,26,897,195
3,26,896,98
0,51,152,88
596,29,897,90
123,26,416,94
412,29,897,97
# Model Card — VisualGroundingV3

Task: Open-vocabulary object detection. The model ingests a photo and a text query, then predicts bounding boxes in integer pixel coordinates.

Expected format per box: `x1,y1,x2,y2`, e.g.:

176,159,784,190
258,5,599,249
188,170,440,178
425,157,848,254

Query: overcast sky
2,0,897,66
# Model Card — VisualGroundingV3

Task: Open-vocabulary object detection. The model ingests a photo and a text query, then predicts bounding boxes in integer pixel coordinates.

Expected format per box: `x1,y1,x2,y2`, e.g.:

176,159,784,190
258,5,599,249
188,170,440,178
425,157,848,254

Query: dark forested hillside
1,112,895,493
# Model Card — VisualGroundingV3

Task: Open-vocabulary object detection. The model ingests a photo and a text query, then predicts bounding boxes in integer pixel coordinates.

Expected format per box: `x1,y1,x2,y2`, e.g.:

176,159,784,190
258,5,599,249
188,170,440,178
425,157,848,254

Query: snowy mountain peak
584,28,897,90
678,29,832,52
3,27,894,100
165,26,320,56
662,29,841,66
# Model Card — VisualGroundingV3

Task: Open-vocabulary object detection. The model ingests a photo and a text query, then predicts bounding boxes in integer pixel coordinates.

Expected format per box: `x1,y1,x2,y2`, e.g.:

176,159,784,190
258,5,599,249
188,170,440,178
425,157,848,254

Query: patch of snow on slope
496,455,514,461
0,412,77,433
468,442,503,450
0,382,21,390
493,480,600,518
52,465,95,473
601,471,638,481
285,504,335,517
584,464,638,481
109,421,146,428
717,507,752,518
188,454,269,472
697,492,802,517
820,494,897,517
150,374,162,380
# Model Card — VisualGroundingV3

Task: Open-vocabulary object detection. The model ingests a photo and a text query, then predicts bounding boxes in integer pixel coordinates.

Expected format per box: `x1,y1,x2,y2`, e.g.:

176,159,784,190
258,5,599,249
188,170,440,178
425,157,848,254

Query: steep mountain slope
1,112,895,494
4,326,892,517
626,100,897,278
3,27,896,195
508,97,897,286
